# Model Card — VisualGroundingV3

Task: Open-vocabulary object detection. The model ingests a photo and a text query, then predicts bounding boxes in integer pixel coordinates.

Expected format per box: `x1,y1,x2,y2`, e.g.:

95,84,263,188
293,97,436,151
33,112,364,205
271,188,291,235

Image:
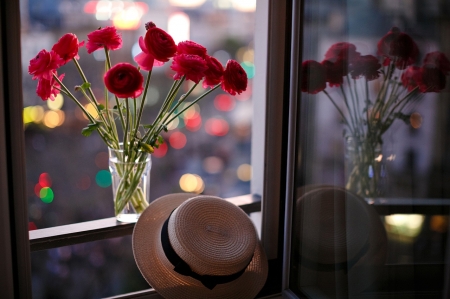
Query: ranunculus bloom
324,42,360,64
170,54,208,83
36,73,65,101
52,33,84,65
401,66,422,92
321,59,345,87
134,36,164,71
28,49,63,80
144,23,177,62
377,27,419,69
419,65,446,93
86,26,123,54
202,55,224,88
177,41,207,58
221,60,248,95
423,51,450,75
349,55,381,81
301,60,326,94
104,63,144,98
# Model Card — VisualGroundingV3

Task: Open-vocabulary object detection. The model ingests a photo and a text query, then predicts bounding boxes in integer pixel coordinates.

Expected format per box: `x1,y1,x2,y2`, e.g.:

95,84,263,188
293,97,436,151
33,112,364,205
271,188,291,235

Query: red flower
36,72,65,101
28,49,63,80
104,63,144,98
144,22,177,62
221,60,248,95
423,51,450,75
401,66,422,92
377,27,419,69
51,33,84,65
349,55,381,81
321,59,345,87
419,65,446,93
177,41,207,58
301,60,326,94
86,26,122,54
170,54,208,83
324,42,360,64
134,36,164,71
202,55,224,88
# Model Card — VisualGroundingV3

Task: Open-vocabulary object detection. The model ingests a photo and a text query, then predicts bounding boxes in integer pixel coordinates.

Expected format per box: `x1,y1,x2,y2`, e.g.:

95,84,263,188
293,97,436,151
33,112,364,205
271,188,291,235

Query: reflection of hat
132,193,268,299
293,186,387,297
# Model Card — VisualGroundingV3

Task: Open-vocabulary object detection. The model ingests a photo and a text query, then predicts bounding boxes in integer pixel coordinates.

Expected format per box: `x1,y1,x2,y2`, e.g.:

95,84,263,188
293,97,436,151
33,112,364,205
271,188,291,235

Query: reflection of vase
345,137,387,198
109,145,151,222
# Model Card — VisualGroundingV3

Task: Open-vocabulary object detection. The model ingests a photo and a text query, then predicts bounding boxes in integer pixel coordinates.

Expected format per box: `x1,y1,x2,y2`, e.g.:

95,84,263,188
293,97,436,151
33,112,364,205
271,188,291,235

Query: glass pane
22,0,256,297
290,0,450,297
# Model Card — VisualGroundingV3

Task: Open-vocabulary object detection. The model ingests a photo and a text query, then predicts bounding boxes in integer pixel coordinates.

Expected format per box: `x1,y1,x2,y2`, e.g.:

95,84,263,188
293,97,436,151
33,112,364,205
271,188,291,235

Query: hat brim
132,193,268,299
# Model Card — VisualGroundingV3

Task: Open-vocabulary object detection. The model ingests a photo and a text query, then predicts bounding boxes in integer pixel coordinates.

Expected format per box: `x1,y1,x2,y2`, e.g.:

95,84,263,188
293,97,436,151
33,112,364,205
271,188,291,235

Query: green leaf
87,122,99,128
81,127,93,137
157,135,164,144
97,104,105,111
81,82,91,90
143,124,153,129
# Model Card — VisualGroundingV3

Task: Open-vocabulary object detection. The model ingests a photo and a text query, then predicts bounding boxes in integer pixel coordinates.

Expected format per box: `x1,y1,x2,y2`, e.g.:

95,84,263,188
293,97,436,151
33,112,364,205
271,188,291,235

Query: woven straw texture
132,193,268,299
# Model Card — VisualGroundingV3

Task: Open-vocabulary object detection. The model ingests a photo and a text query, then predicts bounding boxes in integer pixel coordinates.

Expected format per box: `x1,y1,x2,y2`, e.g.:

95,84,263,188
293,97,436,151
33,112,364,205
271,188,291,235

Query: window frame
1,0,293,298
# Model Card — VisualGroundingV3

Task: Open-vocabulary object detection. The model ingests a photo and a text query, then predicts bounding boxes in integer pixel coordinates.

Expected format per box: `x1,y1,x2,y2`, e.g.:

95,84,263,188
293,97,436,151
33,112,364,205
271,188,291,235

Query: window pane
22,0,256,297
290,0,450,297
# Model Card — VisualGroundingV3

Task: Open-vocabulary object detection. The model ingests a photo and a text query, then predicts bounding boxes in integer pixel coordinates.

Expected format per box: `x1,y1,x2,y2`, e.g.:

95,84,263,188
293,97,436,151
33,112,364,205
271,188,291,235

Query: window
283,0,450,298
1,0,290,298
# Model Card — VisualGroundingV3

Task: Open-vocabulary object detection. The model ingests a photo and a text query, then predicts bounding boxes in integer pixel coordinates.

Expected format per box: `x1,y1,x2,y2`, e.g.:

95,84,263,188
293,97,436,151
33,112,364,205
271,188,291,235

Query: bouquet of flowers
28,22,248,219
301,27,449,197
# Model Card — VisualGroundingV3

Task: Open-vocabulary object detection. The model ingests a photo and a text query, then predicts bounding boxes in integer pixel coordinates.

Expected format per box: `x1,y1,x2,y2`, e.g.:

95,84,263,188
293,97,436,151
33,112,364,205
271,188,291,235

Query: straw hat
132,193,268,299
292,186,387,297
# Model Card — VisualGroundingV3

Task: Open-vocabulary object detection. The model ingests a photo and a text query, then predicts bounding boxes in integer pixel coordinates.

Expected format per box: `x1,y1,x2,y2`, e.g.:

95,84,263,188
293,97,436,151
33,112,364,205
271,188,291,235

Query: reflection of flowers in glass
104,63,144,98
86,26,123,53
301,28,449,197
52,33,84,64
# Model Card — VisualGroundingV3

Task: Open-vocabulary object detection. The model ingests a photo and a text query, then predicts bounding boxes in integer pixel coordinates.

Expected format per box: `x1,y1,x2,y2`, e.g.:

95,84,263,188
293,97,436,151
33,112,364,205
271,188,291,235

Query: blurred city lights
83,103,99,119
410,112,422,129
77,175,92,191
237,163,252,181
47,94,64,110
169,0,206,7
385,214,425,238
214,94,235,111
40,187,54,203
169,131,187,149
23,105,45,124
153,141,168,158
95,152,109,169
179,173,205,193
205,118,229,136
241,61,255,79
202,156,224,174
235,83,252,101
39,173,52,187
184,113,202,131
166,117,180,130
168,12,190,44
96,170,112,188
43,110,65,128
231,0,256,12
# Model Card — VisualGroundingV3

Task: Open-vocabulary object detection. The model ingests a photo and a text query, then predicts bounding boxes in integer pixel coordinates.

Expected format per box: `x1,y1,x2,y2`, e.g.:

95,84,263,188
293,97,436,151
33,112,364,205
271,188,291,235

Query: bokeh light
205,118,229,136
39,173,52,187
237,164,252,181
203,156,225,174
47,94,64,110
77,175,92,190
166,117,180,130
96,170,112,188
153,141,168,158
410,112,422,129
241,61,255,79
179,173,205,193
169,131,187,149
95,152,109,169
83,103,99,119
214,94,235,111
168,12,190,43
169,0,206,7
385,214,425,238
40,187,54,203
43,110,65,128
184,112,202,131
231,0,256,12
23,105,45,124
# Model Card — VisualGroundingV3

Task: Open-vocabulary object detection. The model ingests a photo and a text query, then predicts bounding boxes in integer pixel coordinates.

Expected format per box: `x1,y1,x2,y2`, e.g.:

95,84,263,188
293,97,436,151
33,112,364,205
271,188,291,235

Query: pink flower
52,33,84,65
301,60,326,94
177,41,207,58
28,49,63,80
377,27,419,69
321,59,345,87
324,42,360,64
423,51,450,75
401,66,422,92
202,56,224,88
171,54,207,83
134,36,164,71
144,22,177,62
86,26,122,54
349,55,381,81
221,60,248,95
419,65,446,93
36,72,65,101
104,63,144,98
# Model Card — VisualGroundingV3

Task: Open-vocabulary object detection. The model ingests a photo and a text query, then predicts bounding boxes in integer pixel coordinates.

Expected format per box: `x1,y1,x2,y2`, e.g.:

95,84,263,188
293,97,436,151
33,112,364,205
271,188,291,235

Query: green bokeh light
96,170,112,188
40,187,54,203
241,61,255,79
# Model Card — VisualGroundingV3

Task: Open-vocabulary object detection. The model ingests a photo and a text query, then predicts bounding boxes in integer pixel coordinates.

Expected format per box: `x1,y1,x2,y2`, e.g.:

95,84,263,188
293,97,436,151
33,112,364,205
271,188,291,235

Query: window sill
29,194,261,252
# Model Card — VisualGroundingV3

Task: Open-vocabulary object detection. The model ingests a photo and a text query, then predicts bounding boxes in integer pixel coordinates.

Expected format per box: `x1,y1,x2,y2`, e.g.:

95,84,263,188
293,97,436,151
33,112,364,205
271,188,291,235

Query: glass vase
108,145,151,222
345,137,388,198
